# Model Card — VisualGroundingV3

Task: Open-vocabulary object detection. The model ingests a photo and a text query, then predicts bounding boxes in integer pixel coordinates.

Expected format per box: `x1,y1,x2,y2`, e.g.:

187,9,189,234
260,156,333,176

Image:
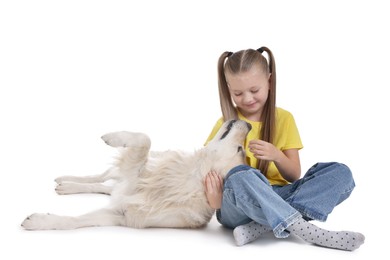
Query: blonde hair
217,47,276,175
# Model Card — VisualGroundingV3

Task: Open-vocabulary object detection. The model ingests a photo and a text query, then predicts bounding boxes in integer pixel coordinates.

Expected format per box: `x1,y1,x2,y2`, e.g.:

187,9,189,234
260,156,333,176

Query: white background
1,0,388,259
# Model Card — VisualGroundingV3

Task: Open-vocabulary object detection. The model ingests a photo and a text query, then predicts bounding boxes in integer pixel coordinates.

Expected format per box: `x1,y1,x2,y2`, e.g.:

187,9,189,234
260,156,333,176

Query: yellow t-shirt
205,107,303,186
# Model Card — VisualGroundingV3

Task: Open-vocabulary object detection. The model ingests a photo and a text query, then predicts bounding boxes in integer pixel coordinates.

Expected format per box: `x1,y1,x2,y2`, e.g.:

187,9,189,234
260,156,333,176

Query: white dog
21,119,251,230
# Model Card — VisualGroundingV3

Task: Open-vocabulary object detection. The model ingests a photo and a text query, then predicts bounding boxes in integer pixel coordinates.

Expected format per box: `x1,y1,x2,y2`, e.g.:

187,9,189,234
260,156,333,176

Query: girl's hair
217,46,276,175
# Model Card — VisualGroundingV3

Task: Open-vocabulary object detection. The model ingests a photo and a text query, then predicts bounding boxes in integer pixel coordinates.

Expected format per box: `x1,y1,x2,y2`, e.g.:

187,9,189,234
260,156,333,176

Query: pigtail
257,46,276,176
218,52,238,121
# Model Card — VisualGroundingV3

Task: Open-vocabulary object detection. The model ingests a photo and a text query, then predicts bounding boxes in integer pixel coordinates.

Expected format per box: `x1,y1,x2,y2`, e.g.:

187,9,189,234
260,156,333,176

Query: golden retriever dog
21,119,251,230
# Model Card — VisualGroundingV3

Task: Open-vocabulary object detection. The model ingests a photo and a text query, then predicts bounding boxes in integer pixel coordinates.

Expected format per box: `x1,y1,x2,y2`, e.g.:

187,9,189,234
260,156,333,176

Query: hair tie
257,47,264,54
227,52,233,57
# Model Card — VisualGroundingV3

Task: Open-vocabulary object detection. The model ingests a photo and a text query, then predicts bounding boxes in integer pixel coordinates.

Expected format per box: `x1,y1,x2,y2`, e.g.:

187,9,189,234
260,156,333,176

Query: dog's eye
237,146,243,153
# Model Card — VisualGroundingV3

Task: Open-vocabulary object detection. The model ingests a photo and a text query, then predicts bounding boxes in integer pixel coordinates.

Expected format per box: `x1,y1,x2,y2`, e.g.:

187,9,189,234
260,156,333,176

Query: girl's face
226,65,270,121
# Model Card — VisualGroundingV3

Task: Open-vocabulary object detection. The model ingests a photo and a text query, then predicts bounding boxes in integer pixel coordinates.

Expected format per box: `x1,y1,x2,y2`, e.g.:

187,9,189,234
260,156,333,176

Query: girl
204,47,364,251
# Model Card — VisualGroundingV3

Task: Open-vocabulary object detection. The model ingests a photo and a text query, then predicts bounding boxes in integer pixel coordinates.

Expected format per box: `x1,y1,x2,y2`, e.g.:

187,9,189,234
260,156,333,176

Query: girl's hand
204,170,223,209
248,139,282,162
249,140,301,182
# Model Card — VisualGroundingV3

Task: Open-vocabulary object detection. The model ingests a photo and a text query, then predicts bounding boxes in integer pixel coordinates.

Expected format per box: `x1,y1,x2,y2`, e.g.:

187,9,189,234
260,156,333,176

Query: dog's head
204,119,251,178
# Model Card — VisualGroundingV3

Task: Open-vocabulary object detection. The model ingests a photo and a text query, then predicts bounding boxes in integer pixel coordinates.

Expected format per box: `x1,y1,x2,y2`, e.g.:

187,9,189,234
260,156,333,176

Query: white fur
21,120,251,230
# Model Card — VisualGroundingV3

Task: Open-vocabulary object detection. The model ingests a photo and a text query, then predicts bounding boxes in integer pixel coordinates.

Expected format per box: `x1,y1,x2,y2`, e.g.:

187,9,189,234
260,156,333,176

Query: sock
286,216,365,251
233,221,272,246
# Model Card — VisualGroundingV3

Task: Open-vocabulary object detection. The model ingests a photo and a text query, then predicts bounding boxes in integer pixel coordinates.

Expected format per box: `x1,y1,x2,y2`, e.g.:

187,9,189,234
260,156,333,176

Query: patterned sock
233,221,272,246
286,217,365,251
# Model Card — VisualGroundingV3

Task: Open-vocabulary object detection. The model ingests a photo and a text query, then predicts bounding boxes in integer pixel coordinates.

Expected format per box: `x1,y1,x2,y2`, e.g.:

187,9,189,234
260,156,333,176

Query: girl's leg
273,162,356,221
221,165,364,250
234,217,365,250
218,165,300,239
233,221,272,246
286,216,365,251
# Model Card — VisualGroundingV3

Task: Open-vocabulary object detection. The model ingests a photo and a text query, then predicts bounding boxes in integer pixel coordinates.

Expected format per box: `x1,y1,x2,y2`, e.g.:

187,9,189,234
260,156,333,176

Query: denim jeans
216,162,355,238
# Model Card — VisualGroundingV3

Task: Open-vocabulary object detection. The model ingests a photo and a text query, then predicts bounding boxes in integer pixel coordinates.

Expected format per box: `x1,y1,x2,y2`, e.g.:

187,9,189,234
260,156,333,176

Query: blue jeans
216,162,355,238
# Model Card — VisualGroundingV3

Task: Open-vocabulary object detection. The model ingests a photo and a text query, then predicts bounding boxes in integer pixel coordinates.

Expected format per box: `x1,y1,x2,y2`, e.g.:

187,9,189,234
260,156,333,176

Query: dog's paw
101,131,131,147
101,131,150,148
55,176,70,184
21,213,58,230
54,175,81,184
55,182,78,195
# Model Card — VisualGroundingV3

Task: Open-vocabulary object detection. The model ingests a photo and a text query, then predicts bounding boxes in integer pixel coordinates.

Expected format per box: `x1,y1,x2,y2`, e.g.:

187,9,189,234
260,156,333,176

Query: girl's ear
268,73,272,82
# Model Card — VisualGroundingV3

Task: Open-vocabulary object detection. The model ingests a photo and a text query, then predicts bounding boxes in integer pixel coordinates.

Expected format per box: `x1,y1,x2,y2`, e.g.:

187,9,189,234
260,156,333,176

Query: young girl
204,47,365,251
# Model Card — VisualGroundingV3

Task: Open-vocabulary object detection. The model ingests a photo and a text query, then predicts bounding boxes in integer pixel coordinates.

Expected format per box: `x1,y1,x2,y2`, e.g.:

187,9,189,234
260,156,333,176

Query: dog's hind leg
21,208,126,230
102,131,151,179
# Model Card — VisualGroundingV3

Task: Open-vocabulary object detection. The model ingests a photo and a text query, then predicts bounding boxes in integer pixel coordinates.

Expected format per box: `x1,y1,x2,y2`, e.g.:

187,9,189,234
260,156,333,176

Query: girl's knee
334,163,354,182
224,167,270,190
308,162,355,188
326,162,355,191
225,166,269,187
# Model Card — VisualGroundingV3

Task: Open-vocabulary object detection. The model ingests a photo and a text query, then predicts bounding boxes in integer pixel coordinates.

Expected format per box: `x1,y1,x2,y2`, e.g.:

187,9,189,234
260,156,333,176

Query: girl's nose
242,93,253,104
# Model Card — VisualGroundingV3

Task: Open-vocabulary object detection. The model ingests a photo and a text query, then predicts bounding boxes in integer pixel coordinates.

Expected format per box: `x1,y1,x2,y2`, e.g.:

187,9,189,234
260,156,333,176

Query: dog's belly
110,150,215,228
111,180,214,228
122,197,215,228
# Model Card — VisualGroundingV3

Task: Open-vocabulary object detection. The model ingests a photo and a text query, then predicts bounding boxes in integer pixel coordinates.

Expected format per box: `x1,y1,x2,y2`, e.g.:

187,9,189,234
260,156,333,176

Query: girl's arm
274,148,301,182
249,140,301,182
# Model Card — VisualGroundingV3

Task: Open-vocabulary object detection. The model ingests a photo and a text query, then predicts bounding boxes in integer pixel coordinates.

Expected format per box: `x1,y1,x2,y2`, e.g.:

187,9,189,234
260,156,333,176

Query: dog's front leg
21,208,126,230
55,182,113,195
54,168,120,195
55,167,119,184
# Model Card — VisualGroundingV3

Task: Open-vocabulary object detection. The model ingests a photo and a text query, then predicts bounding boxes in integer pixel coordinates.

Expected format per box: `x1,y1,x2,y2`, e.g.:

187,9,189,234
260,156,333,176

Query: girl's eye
234,93,242,97
251,89,259,94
